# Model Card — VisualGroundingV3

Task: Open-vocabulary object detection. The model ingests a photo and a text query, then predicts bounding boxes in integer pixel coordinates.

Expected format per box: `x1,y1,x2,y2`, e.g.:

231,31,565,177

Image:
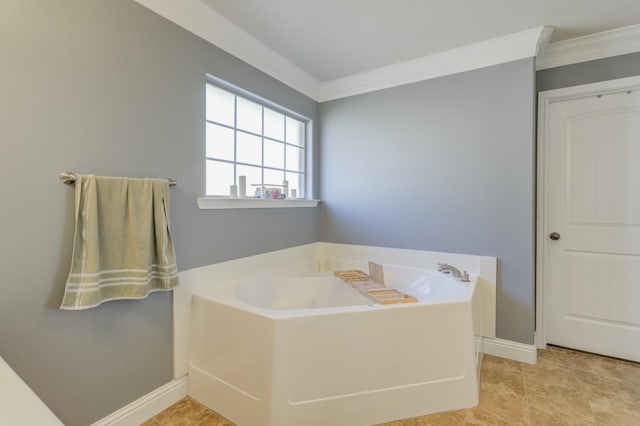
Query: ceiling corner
133,0,321,101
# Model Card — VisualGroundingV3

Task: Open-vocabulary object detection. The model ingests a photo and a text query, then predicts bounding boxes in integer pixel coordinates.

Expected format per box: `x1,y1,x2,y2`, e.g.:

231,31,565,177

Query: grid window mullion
283,114,287,182
261,106,265,187
233,95,238,185
206,80,308,197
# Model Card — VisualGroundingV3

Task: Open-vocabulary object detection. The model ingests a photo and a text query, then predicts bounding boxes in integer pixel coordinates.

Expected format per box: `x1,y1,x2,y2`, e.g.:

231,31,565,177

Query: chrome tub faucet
437,263,470,282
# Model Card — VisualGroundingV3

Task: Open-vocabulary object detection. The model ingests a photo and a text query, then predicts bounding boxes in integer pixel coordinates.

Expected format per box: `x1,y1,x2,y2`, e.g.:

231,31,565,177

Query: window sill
197,197,320,210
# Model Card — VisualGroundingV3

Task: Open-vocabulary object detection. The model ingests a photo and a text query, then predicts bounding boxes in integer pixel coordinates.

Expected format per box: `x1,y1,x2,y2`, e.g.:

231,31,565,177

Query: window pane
236,132,262,166
264,169,284,192
286,145,303,172
286,117,304,146
286,172,304,198
236,97,262,134
264,139,285,169
206,160,234,196
206,81,308,199
206,85,234,126
236,165,262,198
264,108,284,141
206,123,234,161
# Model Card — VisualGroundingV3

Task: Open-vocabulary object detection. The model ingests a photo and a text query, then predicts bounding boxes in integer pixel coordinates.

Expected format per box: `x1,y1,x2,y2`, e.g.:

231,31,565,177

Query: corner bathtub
189,261,481,426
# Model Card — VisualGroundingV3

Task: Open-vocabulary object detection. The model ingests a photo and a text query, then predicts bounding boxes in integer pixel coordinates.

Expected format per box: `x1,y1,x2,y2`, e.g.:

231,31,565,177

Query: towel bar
59,172,177,186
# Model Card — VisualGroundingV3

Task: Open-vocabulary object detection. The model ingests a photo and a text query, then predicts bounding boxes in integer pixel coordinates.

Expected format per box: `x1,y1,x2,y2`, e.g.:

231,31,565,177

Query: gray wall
318,59,537,344
5,0,637,422
0,1,317,425
537,52,640,92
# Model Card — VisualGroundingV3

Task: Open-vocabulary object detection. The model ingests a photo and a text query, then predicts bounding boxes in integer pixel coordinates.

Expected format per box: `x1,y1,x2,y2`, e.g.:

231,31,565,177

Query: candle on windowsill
238,176,246,198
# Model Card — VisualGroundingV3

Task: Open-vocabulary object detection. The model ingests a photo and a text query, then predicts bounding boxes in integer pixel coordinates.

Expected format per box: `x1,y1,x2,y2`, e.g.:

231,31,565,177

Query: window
205,78,309,200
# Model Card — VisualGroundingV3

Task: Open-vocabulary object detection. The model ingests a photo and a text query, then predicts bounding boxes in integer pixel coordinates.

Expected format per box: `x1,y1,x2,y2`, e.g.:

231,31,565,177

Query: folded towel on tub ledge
60,175,179,310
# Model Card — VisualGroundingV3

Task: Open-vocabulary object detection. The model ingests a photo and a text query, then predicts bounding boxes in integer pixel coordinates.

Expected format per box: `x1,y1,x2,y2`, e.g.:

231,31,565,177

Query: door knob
549,232,561,241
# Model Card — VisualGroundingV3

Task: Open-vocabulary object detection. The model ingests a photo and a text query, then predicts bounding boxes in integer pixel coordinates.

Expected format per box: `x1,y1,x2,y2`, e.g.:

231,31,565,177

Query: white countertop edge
0,357,63,425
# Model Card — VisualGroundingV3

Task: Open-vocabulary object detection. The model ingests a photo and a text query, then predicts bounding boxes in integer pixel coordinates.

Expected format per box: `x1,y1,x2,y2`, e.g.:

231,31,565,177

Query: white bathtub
188,255,485,426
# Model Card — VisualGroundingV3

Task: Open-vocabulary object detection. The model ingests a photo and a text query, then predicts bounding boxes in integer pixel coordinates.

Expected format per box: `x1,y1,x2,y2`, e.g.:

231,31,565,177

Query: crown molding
127,3,640,102
133,1,553,102
133,0,320,100
134,0,552,103
317,27,552,102
537,23,640,70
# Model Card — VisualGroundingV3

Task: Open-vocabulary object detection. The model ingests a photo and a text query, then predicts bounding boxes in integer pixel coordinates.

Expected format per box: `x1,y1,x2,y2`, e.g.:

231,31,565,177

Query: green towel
61,175,179,310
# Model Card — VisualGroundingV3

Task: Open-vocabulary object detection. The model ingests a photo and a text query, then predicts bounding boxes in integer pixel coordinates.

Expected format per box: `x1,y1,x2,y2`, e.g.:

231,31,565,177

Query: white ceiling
202,0,640,81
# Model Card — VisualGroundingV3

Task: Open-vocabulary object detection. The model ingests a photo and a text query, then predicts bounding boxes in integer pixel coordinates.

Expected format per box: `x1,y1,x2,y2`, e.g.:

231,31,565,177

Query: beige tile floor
143,346,640,425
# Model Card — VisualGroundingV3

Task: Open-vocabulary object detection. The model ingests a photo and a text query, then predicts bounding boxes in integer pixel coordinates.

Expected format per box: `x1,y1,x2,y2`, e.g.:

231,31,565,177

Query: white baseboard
91,376,188,426
482,337,538,364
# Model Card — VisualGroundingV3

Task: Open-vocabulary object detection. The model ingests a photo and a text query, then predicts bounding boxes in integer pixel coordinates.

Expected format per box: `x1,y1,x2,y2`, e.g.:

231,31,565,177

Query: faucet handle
461,271,470,282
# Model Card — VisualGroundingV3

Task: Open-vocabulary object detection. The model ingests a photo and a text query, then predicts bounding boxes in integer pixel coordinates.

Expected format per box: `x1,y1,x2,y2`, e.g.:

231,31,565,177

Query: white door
542,83,640,362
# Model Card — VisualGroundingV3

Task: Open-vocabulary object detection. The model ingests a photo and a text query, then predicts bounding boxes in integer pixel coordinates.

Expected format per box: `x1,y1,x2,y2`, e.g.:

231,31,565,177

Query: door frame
535,75,640,349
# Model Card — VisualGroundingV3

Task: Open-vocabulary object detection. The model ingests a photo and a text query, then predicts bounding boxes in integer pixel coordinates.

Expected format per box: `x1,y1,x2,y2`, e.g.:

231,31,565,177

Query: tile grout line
196,411,215,426
520,358,532,426
195,414,205,426
566,349,597,424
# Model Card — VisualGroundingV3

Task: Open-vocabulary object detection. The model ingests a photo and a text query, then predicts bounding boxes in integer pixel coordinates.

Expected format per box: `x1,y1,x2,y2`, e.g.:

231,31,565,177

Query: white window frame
198,75,317,210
